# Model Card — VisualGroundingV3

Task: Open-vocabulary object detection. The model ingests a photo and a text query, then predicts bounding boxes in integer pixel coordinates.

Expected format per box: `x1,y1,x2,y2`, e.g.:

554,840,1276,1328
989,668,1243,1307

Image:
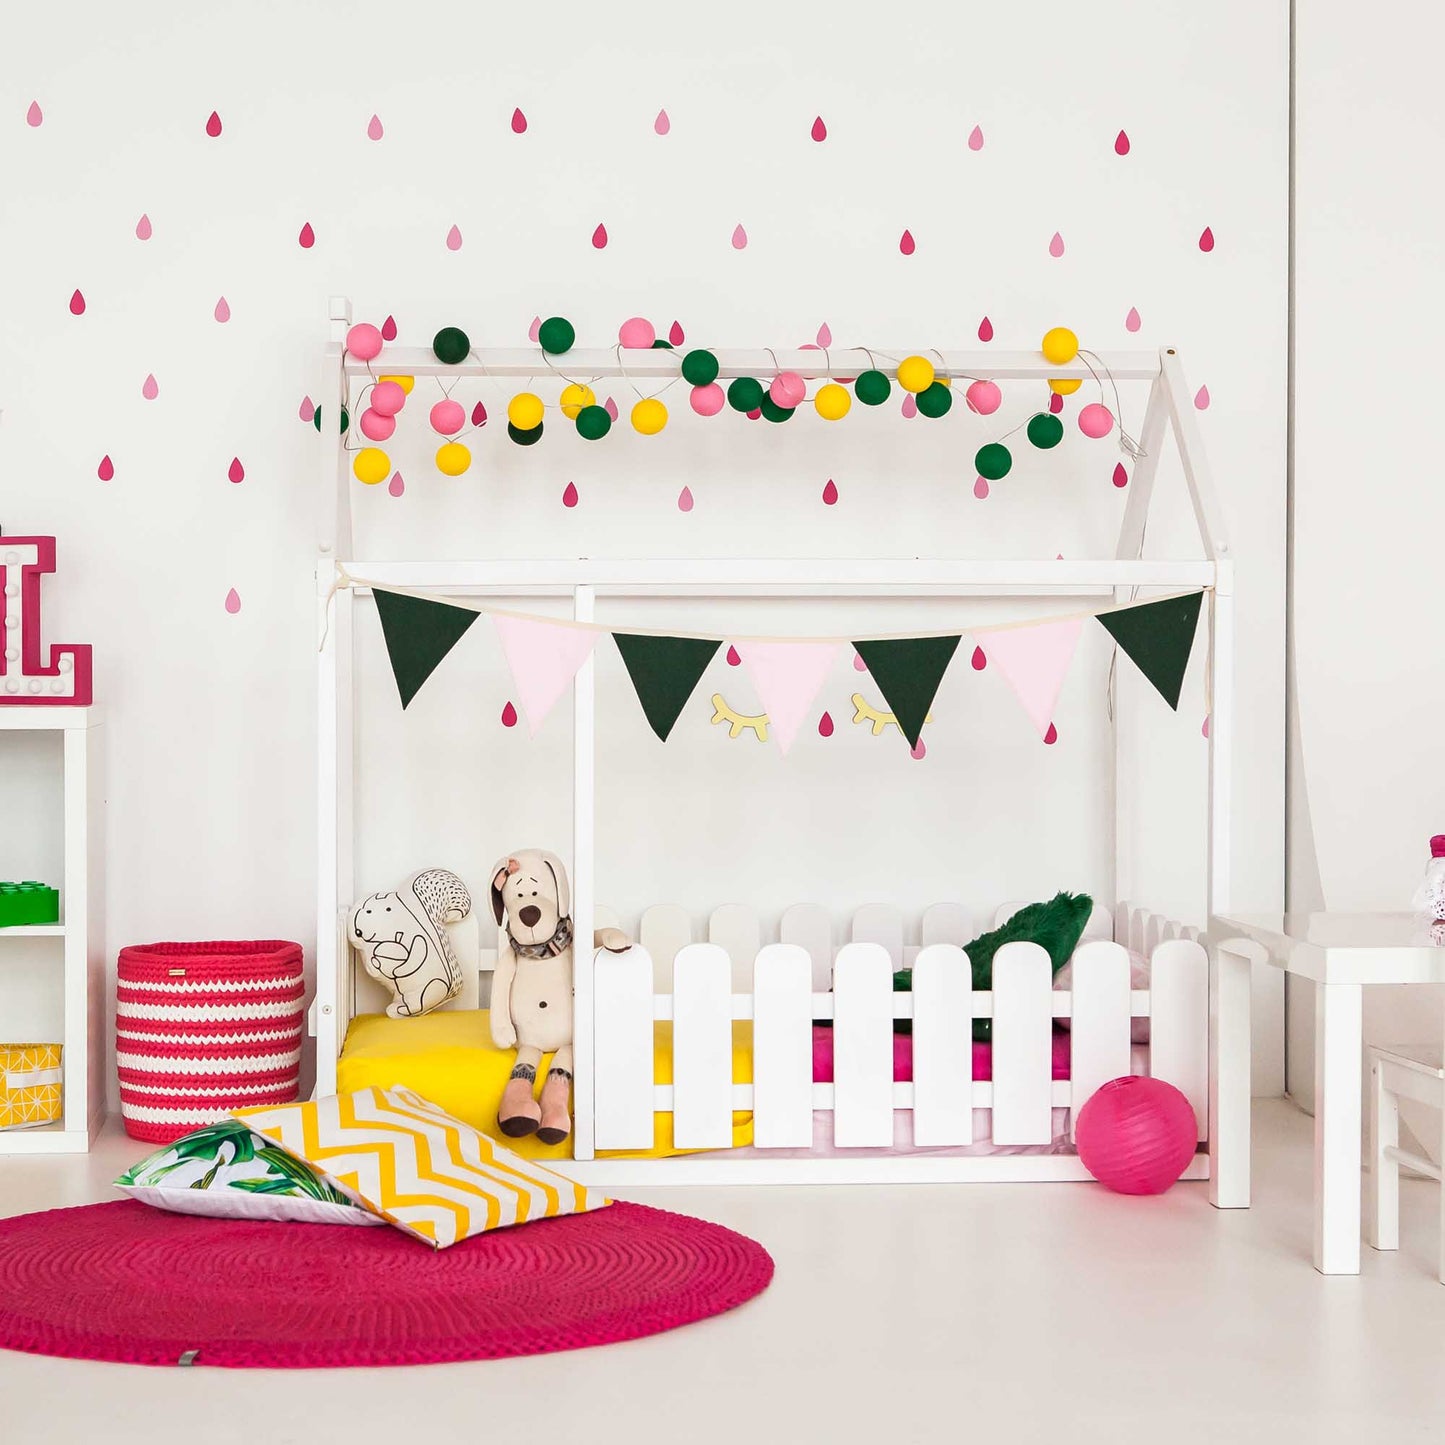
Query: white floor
2,1100,1444,1444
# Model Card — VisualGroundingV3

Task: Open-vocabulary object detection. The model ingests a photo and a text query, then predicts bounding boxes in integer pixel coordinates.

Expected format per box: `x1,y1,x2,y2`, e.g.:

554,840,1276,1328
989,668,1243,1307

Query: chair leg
1368,1061,1399,1252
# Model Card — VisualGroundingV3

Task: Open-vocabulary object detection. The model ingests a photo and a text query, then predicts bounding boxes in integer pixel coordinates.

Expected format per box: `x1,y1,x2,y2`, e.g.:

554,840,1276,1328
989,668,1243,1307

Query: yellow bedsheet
338,1008,754,1160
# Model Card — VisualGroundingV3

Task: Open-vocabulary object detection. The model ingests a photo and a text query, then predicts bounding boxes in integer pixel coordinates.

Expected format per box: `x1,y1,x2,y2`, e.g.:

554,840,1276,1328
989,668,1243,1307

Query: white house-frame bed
311,296,1241,1190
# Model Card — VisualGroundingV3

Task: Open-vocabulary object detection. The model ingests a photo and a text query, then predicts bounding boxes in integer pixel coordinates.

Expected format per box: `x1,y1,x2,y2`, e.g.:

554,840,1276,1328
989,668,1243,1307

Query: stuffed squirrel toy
489,849,629,1145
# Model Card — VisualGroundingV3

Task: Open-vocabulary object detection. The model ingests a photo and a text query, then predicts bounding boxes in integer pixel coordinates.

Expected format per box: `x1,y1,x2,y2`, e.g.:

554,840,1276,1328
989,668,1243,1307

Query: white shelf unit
0,706,105,1154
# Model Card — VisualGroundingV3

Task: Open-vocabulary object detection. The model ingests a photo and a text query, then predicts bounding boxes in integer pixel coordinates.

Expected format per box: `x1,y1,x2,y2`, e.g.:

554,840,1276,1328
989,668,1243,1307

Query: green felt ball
650,338,674,349
916,382,953,418
727,376,764,413
538,316,575,354
854,369,891,406
1027,413,1064,449
575,405,612,440
507,420,543,446
681,349,719,386
312,405,350,434
975,442,1013,480
432,326,471,364
758,394,796,423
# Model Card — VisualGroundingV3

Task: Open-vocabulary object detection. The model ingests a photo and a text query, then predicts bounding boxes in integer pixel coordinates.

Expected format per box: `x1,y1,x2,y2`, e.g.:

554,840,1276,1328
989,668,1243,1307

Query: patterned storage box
0,1044,63,1130
116,941,305,1144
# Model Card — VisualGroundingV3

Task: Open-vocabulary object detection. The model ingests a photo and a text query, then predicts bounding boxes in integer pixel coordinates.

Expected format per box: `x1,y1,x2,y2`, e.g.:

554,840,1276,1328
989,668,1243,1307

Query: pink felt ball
346,323,384,361
1078,402,1115,439
370,380,406,417
689,382,726,416
770,371,806,409
618,316,656,349
965,379,1002,415
1075,1076,1197,1195
429,398,466,435
359,407,396,442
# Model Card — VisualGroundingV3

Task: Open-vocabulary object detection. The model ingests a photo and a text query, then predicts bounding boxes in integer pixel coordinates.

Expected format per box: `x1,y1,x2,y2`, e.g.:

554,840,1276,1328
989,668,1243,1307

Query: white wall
0,1,1288,1103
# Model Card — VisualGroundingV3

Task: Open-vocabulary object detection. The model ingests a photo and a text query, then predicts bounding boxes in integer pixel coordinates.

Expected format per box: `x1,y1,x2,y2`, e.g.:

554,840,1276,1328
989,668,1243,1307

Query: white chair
1368,1041,1445,1282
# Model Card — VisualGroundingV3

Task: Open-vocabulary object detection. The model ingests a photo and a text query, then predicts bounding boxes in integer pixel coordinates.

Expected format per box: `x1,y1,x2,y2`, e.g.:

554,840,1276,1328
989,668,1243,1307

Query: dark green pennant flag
852,635,962,748
1095,591,1204,710
372,587,480,709
613,633,722,741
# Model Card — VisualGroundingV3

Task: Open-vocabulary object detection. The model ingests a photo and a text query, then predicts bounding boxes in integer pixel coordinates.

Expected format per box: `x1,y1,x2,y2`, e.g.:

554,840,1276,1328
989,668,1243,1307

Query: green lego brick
0,882,60,928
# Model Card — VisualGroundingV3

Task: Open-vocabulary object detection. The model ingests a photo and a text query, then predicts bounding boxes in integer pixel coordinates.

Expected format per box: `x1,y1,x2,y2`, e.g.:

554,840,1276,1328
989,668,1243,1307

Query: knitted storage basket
116,941,305,1144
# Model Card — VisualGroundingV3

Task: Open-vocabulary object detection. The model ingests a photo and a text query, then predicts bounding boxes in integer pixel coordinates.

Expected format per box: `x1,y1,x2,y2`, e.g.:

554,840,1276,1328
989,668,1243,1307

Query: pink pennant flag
735,641,841,755
975,617,1083,738
491,614,597,736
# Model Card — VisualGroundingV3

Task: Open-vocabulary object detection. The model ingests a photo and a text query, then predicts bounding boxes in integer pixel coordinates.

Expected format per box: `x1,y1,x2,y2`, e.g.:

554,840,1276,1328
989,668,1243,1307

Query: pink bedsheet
810,1024,1072,1083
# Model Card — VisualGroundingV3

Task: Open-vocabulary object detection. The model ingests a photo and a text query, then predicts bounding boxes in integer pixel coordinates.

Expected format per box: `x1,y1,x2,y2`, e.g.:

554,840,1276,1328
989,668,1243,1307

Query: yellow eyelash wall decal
851,693,933,737
710,694,769,741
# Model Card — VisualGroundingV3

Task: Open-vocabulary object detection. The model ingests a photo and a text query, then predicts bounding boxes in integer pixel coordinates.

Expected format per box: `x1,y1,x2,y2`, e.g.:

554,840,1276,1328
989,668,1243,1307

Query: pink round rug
0,1200,773,1368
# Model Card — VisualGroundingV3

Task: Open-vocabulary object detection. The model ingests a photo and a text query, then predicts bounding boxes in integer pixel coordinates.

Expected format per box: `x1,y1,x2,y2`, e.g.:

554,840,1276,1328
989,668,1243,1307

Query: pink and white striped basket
116,941,305,1144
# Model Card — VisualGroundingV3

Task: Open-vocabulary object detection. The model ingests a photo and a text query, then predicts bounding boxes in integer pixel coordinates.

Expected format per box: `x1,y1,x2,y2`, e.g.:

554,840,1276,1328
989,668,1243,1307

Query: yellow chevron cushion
233,1087,608,1248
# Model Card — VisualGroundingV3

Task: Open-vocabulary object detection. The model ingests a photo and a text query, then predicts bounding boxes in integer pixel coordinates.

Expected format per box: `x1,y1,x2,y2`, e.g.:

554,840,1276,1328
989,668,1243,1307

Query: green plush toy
893,891,1094,1041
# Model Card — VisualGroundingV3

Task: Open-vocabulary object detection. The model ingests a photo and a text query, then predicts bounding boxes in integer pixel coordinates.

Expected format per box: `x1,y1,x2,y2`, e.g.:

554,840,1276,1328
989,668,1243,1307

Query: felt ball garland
896,355,935,393
538,316,575,355
681,349,719,386
353,447,390,484
559,382,596,419
436,442,471,475
1027,413,1065,449
507,421,543,446
727,377,765,413
507,392,545,430
575,405,612,440
854,370,891,406
975,442,1012,480
758,394,795,422
631,397,669,435
916,381,952,418
432,327,470,364
814,382,851,420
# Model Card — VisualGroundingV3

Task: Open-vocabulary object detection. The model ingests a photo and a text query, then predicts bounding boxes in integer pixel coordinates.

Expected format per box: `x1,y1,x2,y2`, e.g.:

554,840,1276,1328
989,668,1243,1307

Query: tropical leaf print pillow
116,1120,383,1227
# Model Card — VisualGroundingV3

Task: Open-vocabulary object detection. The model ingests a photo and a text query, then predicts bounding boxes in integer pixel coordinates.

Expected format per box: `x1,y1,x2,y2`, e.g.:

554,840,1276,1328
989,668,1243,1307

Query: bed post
572,583,597,1159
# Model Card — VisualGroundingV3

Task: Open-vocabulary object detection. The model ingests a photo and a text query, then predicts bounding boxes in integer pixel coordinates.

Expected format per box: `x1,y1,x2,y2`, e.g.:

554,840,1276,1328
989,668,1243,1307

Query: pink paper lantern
429,398,466,435
965,380,1002,415
346,323,383,361
689,383,725,416
1078,402,1115,439
370,380,406,417
1075,1076,1197,1195
770,371,806,409
618,316,655,349
359,408,395,442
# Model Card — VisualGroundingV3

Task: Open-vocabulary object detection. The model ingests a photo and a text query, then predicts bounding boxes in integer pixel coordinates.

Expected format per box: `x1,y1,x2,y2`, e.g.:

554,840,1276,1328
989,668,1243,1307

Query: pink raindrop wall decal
1114,129,1130,155
367,114,384,141
562,481,579,508
1048,392,1064,415
910,739,927,761
1202,714,1211,738
205,111,222,138
971,645,987,671
299,395,314,422
445,224,463,251
471,401,487,426
501,701,518,727
1125,305,1141,332
1043,722,1058,746
388,472,405,497
227,457,244,484
654,108,670,135
978,316,994,342
603,396,618,422
528,315,541,342
967,125,984,151
1194,385,1210,409
141,373,158,400
822,478,838,505
731,223,748,249
1198,226,1215,252
591,222,608,248
1112,462,1129,488
213,296,230,323
298,221,315,249
818,711,834,737
973,477,990,499
901,393,918,419
726,645,741,667
811,116,827,142
899,229,916,255
135,213,152,240
677,486,695,512
381,315,397,341
853,652,867,672
68,289,85,316
1048,232,1065,257
747,408,761,421
26,101,43,127
669,320,685,346
97,455,114,482
224,587,241,614
511,108,527,134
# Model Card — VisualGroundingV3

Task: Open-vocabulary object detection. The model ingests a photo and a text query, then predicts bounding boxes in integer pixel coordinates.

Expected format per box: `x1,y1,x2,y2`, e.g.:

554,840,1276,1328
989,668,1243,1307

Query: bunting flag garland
491,613,597,735
614,633,722,742
1095,591,1203,710
372,588,480,708
975,616,1084,739
852,636,961,748
734,640,843,755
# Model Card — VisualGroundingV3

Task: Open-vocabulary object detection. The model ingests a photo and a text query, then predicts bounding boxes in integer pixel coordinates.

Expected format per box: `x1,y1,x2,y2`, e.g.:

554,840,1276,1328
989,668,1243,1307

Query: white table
1210,912,1445,1274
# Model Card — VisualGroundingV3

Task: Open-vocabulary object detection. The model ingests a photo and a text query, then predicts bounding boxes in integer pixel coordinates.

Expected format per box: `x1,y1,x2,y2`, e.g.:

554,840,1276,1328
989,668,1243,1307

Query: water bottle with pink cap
1411,835,1445,921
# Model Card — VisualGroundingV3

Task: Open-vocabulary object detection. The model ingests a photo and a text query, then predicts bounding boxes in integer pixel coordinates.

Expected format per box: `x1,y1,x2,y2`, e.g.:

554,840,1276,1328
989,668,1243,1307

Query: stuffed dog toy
489,849,629,1145
351,868,470,1019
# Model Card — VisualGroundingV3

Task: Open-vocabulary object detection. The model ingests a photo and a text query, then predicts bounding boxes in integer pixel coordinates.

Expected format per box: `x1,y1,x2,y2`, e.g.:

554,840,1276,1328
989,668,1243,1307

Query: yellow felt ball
379,374,414,395
814,382,852,421
559,382,596,420
631,397,668,435
353,447,390,485
896,355,935,393
1048,377,1083,395
436,442,471,476
507,392,545,430
1041,327,1079,365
